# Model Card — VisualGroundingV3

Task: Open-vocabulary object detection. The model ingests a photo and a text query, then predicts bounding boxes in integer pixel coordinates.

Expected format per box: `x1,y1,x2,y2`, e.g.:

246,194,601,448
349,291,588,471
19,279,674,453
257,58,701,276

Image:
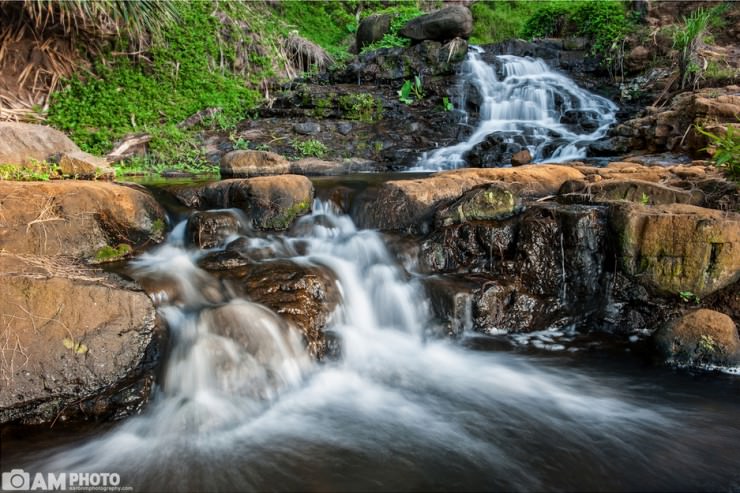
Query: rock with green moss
610,203,740,297
59,151,115,180
654,309,740,367
435,183,518,227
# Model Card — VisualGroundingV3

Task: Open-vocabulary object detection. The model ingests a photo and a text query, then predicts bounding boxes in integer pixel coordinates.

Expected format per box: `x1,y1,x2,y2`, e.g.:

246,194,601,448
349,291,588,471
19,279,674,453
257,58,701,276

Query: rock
0,122,80,165
559,179,704,206
289,158,344,175
59,151,115,180
358,164,584,233
398,6,473,42
171,175,313,230
610,203,740,297
220,150,290,178
654,309,740,366
185,209,250,249
625,45,651,72
511,149,532,166
0,181,166,258
336,122,353,135
357,13,392,51
435,184,518,227
0,254,161,424
219,260,340,359
293,122,321,136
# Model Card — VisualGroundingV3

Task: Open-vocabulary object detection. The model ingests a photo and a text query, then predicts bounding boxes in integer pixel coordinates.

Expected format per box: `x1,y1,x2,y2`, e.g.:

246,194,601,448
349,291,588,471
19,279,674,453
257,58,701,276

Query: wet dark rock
399,6,473,42
219,260,340,359
185,209,250,249
336,122,353,135
654,309,740,367
293,122,321,136
0,255,162,425
357,13,392,51
511,149,532,166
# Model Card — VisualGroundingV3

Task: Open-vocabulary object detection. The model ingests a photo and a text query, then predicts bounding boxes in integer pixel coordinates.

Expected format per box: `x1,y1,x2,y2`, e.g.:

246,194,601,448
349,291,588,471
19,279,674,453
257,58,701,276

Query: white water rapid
418,47,618,170
21,201,740,492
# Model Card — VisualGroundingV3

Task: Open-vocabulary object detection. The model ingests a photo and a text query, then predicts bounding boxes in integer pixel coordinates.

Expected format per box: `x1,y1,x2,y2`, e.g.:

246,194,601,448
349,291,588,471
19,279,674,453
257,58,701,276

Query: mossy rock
435,183,518,227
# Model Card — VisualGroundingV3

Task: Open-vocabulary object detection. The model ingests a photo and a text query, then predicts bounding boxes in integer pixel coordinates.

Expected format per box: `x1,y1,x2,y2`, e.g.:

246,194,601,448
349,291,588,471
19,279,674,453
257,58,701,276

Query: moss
338,93,382,123
94,243,132,263
260,199,311,230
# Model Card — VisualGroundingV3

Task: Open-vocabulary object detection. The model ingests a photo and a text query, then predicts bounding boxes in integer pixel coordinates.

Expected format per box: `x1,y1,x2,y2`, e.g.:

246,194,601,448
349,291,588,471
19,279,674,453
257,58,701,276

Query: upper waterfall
416,47,618,170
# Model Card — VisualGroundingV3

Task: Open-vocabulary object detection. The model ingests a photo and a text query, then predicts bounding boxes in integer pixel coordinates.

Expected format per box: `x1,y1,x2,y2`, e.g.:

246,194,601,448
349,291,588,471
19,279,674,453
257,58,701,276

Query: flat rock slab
0,181,166,258
359,164,585,232
0,254,161,424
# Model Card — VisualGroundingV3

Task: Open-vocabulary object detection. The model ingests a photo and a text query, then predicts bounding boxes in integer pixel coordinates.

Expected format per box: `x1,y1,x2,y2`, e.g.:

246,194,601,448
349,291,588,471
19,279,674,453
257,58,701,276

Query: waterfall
22,200,740,492
417,47,618,170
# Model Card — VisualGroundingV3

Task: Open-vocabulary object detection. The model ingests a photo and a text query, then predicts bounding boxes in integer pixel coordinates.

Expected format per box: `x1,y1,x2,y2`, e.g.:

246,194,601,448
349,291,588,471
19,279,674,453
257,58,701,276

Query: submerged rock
219,260,340,359
185,209,250,249
0,254,162,424
0,181,166,258
654,309,740,367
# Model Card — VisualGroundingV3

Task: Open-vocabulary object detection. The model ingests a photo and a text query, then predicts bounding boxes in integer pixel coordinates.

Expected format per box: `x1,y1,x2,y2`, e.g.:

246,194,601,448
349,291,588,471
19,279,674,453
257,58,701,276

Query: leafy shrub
696,123,740,180
338,93,382,122
673,8,712,89
292,139,328,158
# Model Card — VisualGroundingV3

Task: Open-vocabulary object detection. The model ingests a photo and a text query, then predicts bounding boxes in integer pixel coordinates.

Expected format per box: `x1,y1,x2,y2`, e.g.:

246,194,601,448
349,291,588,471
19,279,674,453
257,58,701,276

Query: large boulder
0,254,161,424
172,176,313,230
610,203,740,297
0,181,166,258
219,260,340,359
398,6,473,42
356,13,392,51
220,150,290,178
358,164,584,233
0,122,80,165
654,309,740,367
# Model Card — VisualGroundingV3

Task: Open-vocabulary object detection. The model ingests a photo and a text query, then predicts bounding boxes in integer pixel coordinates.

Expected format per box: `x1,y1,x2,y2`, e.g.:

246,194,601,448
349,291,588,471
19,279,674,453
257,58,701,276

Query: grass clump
696,123,740,180
338,93,383,122
94,243,132,263
0,161,60,181
470,1,541,45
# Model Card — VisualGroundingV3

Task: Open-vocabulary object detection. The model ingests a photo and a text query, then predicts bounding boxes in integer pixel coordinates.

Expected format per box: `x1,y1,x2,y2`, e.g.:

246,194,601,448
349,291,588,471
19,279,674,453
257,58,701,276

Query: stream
2,185,740,492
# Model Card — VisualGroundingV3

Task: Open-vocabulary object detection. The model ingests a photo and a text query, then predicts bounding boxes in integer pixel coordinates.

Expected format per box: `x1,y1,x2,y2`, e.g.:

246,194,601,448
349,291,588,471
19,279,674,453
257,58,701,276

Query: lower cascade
19,201,740,491
418,47,618,170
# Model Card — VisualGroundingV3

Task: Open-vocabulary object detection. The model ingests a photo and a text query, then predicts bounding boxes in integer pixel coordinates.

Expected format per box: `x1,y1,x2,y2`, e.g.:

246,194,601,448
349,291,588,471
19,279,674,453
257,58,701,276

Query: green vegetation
0,161,60,181
94,243,132,263
398,76,424,105
338,93,383,122
47,1,261,172
697,334,718,356
278,1,357,62
673,8,711,89
696,123,740,180
292,139,328,158
470,1,541,45
679,290,701,304
360,6,423,53
640,192,650,205
442,97,454,112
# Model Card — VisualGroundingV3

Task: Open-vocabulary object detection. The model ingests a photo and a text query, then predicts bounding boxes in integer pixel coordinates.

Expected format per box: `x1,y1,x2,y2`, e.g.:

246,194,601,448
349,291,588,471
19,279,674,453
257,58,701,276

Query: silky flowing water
417,48,617,170
3,195,740,492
